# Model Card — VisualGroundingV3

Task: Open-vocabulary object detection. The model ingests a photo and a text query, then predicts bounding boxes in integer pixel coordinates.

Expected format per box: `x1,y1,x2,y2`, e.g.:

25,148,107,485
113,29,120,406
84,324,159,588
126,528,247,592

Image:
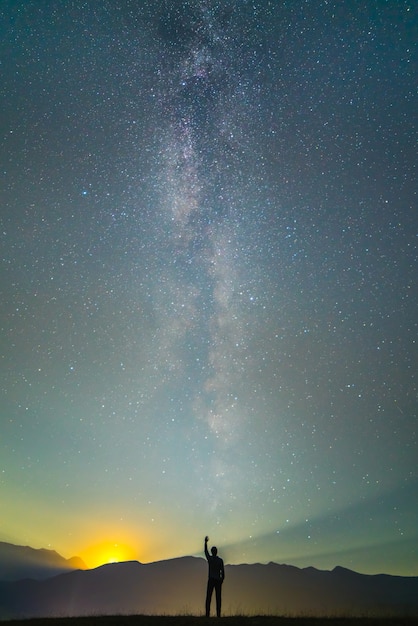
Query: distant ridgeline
0,543,418,618
0,541,86,581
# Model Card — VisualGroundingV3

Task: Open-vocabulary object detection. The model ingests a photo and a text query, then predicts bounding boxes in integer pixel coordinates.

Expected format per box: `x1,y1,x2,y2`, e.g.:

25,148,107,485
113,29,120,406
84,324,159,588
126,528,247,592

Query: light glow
81,541,137,569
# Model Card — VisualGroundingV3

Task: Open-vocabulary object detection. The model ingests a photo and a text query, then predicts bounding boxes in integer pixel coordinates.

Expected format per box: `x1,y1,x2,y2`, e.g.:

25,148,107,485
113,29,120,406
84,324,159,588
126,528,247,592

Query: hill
0,541,86,581
0,554,417,618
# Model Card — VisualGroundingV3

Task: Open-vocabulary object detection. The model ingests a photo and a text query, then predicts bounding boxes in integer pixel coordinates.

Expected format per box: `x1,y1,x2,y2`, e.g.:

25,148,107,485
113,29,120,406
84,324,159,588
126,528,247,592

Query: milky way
156,3,266,489
1,1,417,575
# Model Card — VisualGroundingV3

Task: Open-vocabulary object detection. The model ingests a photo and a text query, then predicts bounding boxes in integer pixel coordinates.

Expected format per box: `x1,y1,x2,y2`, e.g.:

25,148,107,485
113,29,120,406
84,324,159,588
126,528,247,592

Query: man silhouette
204,535,225,617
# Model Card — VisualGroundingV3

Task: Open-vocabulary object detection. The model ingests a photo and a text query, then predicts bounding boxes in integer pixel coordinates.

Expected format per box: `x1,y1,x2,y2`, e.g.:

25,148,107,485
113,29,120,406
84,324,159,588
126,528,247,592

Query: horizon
3,538,417,578
3,545,418,619
1,1,416,580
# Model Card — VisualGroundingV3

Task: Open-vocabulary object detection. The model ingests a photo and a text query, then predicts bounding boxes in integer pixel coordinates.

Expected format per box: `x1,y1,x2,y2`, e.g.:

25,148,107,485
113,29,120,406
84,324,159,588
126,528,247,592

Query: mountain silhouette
0,541,86,582
0,549,417,618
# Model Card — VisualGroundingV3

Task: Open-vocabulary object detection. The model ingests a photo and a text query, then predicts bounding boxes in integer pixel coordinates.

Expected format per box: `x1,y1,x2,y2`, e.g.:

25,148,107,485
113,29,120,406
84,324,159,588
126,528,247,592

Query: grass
1,615,417,626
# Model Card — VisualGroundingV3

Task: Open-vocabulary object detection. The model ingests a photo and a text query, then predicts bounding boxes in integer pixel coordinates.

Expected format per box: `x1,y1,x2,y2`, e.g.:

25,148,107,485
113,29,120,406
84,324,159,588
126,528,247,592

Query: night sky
1,1,417,576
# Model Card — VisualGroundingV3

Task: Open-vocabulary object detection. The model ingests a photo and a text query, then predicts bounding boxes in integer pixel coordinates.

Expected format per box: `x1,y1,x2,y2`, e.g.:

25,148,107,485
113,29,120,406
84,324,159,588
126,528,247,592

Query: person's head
211,546,218,556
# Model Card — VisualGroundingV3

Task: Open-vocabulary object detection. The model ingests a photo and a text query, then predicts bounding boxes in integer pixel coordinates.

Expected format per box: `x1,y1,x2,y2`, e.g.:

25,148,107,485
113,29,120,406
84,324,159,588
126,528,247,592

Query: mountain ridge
0,541,86,582
0,544,417,618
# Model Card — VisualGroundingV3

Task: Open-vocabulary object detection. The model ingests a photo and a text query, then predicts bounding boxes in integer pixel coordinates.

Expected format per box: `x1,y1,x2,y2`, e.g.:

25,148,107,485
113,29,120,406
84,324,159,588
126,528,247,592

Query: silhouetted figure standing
204,535,225,617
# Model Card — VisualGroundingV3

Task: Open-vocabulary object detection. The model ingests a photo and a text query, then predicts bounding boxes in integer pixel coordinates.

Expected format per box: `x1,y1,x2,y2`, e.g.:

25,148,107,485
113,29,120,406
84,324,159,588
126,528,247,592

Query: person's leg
205,579,214,617
215,580,222,617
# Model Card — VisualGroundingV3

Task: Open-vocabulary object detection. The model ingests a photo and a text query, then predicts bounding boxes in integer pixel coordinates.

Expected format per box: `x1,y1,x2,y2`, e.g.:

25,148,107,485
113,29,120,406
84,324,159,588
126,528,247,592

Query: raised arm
204,535,210,560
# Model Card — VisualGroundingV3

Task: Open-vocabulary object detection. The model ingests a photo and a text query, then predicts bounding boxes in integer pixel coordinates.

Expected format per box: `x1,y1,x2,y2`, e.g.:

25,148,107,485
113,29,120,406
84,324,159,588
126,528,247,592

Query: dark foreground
2,616,418,626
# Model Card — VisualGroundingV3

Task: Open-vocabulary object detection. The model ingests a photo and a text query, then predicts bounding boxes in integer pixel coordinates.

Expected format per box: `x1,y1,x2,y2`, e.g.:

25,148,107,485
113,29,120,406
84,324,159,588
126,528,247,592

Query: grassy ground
2,616,417,626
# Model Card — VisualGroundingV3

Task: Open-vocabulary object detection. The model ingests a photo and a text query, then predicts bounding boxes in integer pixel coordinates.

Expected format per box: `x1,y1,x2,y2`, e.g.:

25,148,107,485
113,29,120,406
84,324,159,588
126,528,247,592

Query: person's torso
208,555,223,580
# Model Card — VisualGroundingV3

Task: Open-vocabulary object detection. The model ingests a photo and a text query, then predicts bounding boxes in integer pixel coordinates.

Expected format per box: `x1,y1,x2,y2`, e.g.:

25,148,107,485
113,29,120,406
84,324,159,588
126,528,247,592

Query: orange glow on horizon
80,540,138,569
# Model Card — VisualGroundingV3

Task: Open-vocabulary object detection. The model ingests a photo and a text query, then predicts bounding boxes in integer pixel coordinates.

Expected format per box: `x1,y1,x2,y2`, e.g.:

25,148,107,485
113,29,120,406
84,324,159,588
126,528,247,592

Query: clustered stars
151,2,267,462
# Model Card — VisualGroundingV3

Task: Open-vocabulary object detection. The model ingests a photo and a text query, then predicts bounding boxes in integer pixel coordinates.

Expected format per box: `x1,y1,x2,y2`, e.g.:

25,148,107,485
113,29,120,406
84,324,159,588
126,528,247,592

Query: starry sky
1,1,417,576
